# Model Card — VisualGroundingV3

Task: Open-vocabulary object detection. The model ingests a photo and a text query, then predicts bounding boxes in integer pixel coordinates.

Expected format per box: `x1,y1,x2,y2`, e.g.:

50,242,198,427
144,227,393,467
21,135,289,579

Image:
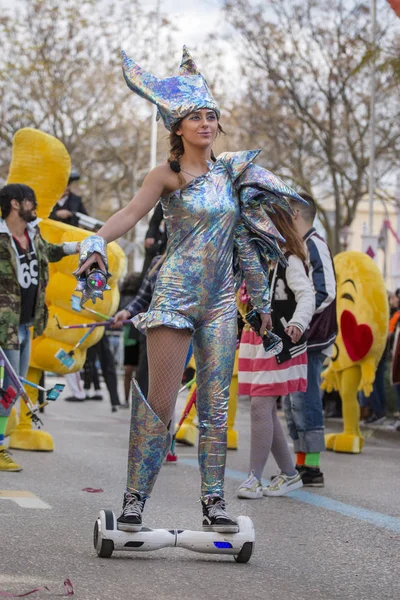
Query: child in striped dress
237,206,315,498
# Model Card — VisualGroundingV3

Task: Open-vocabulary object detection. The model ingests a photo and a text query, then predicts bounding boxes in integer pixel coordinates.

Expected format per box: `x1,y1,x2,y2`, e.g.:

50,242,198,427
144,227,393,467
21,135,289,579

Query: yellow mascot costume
321,251,388,453
5,128,126,451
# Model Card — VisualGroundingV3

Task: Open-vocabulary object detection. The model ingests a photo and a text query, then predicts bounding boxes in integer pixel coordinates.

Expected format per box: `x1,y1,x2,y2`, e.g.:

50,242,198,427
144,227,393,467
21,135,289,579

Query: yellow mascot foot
175,423,197,446
0,447,23,471
5,407,18,437
9,428,54,452
227,428,238,450
325,432,364,454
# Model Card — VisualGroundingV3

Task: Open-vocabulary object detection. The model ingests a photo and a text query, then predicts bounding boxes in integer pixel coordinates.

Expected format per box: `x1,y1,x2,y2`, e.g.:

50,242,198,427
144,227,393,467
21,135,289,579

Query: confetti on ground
0,578,73,597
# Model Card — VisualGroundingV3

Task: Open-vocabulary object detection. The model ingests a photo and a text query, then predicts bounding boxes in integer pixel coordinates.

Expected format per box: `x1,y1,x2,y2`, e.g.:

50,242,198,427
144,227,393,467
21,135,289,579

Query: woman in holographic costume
75,47,306,533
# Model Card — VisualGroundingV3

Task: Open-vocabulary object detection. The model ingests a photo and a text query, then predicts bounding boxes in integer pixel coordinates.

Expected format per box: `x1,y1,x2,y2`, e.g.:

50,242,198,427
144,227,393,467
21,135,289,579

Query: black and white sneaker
117,492,146,532
201,496,239,533
298,466,325,487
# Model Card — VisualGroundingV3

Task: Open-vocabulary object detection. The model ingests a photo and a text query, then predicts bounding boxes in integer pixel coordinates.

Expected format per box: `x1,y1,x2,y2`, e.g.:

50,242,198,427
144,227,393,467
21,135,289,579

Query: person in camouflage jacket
0,218,78,350
0,183,79,471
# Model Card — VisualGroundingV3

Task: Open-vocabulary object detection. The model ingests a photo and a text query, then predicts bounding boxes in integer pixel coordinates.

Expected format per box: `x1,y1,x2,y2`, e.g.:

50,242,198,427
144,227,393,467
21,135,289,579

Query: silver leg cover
126,379,171,498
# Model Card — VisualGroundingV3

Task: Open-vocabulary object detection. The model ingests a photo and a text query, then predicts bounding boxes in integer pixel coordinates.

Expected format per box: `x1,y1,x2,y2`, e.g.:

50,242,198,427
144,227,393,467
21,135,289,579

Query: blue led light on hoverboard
214,542,233,549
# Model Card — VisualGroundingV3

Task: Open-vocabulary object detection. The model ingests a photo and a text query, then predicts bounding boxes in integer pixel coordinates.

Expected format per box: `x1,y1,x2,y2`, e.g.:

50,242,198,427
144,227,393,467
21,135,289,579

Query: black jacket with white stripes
303,228,337,353
270,252,315,364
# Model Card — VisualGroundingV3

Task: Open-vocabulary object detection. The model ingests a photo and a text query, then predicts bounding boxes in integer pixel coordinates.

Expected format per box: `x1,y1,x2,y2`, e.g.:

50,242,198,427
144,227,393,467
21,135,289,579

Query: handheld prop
55,324,97,369
54,315,131,331
0,357,16,409
53,315,131,368
0,347,43,426
71,294,110,321
73,236,111,305
21,378,65,401
245,309,283,355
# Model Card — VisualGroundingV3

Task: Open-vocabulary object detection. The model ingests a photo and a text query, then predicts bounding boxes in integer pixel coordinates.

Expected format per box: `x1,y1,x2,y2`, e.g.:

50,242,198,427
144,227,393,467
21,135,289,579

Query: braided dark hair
168,123,186,186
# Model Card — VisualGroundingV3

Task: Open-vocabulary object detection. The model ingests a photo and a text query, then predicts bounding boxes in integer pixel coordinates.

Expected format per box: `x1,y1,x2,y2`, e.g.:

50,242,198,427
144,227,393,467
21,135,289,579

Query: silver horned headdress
122,45,220,131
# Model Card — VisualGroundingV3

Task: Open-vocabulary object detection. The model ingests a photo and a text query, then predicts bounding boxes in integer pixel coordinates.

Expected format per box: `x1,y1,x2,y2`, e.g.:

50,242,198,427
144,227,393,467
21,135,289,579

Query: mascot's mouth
331,342,339,362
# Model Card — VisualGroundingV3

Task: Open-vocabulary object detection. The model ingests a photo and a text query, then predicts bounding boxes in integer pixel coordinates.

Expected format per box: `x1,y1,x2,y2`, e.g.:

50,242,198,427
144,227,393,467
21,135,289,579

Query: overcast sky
123,0,240,78
0,0,239,78
0,0,229,47
148,0,227,46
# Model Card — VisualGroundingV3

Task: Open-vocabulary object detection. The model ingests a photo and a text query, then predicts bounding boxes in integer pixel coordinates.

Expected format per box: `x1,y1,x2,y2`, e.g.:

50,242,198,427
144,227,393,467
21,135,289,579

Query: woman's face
176,108,218,148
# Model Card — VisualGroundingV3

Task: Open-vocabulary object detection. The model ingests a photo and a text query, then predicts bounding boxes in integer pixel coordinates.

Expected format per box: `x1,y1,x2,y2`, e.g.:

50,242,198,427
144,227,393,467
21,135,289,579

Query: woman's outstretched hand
75,252,106,276
259,312,272,334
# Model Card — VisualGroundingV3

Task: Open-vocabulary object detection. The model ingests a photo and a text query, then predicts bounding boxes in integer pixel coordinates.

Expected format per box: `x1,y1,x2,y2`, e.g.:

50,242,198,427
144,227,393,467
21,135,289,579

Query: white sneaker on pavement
388,419,400,432
263,472,303,497
237,471,263,499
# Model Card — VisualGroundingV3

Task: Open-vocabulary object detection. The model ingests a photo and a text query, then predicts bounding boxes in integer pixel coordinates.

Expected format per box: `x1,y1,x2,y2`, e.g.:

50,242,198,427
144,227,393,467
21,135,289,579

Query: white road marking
0,490,51,509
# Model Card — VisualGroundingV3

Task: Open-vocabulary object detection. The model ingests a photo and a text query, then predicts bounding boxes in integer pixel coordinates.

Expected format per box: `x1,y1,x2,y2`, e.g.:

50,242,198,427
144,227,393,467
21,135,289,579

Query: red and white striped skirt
238,328,308,397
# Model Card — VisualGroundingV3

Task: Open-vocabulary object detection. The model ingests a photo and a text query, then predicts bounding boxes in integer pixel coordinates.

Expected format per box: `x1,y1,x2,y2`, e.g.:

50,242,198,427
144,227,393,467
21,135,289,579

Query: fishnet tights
146,327,193,426
250,396,296,481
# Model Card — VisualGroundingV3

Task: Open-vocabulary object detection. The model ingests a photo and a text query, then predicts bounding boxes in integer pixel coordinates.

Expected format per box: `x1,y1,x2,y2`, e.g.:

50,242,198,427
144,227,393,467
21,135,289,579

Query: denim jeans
284,351,326,453
0,324,31,417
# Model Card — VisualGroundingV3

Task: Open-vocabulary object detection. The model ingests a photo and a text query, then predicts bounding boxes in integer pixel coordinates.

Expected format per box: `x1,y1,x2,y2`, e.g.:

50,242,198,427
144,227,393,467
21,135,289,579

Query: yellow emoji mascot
5,128,126,451
321,251,388,453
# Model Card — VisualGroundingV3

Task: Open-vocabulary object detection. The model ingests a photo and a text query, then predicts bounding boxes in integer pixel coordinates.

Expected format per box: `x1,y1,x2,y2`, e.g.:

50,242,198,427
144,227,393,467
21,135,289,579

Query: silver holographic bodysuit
131,151,279,499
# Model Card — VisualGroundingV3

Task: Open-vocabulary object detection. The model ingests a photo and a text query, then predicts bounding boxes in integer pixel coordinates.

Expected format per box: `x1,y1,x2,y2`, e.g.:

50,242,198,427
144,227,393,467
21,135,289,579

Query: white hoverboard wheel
94,510,115,558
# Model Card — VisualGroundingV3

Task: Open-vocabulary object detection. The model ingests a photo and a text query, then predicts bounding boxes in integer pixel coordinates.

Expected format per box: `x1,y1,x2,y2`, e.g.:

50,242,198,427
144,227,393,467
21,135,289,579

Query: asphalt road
1,381,400,600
